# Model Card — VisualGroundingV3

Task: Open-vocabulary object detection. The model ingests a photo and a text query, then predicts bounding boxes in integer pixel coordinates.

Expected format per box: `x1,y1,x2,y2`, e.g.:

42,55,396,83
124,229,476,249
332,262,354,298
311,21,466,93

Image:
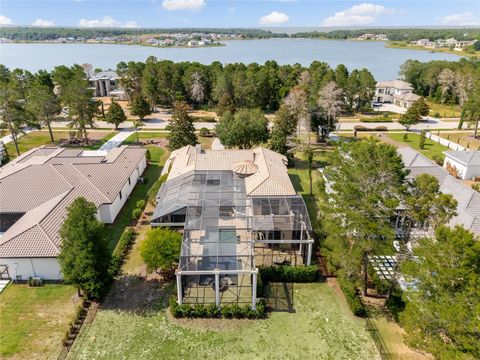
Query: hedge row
360,117,393,123
337,277,368,317
170,297,267,319
354,125,388,132
131,199,147,220
110,227,136,277
259,265,318,283
62,299,90,347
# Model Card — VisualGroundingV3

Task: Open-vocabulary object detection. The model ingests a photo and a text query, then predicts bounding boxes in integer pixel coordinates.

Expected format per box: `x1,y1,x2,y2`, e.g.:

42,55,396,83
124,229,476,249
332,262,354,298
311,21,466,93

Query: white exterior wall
98,155,147,223
444,158,468,179
0,257,61,280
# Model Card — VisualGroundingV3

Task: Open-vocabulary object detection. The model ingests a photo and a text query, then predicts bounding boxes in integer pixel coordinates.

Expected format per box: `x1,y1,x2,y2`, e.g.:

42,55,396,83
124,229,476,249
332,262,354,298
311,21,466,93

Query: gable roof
0,145,146,258
444,150,480,167
398,147,480,235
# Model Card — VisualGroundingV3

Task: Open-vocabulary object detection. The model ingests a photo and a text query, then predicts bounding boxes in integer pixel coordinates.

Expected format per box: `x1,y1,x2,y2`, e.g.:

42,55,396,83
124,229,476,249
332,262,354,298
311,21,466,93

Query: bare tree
438,69,456,104
284,86,310,136
317,81,344,141
190,72,205,105
454,72,473,106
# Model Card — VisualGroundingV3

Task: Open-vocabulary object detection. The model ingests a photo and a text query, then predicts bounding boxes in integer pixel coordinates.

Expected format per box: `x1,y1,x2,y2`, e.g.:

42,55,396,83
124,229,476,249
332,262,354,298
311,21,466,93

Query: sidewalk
98,129,134,151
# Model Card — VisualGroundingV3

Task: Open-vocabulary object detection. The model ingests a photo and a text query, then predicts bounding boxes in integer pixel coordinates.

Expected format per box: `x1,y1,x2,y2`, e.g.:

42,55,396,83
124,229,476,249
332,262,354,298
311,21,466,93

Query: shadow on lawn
101,275,172,315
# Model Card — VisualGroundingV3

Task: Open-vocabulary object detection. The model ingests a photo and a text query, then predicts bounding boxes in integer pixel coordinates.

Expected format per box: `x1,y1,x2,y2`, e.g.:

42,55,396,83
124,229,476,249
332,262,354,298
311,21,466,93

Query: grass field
0,284,78,359
438,131,480,150
388,132,448,160
427,102,461,118
67,282,379,360
4,130,116,160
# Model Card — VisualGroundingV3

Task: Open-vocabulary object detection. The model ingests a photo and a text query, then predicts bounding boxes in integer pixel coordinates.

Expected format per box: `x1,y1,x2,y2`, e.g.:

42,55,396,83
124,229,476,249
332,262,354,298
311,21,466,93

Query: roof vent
232,160,258,177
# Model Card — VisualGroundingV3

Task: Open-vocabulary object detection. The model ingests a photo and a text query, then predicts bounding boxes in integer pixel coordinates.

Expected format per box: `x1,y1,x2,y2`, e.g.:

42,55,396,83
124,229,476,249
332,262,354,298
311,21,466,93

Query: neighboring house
0,145,147,280
88,69,126,99
396,147,480,236
454,40,476,51
375,80,420,108
443,150,480,180
152,145,314,309
416,39,430,46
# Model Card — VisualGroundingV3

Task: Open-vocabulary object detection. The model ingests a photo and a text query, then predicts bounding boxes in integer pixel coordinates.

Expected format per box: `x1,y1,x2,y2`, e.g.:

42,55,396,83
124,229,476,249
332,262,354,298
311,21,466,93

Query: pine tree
58,197,111,299
166,101,197,151
104,99,126,129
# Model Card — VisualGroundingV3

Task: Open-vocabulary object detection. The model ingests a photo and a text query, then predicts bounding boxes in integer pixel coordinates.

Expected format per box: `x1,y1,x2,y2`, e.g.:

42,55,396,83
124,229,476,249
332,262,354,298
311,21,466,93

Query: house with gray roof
375,80,420,108
152,145,314,309
443,150,480,180
88,69,126,99
0,145,146,280
398,147,480,235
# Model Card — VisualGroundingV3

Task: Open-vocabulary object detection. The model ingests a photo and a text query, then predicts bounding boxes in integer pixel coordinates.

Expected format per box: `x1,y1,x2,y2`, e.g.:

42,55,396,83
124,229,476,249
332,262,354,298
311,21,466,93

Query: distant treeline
292,28,480,42
0,27,288,41
400,58,480,105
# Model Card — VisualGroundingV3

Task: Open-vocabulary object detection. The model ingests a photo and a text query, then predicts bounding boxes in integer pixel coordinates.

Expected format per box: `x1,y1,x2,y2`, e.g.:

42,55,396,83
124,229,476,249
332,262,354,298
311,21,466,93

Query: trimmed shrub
169,296,267,319
385,288,405,323
191,116,216,123
259,265,318,283
360,116,393,123
432,154,444,166
354,125,368,132
136,200,147,211
27,277,43,287
132,208,142,220
337,277,367,317
419,130,426,149
199,127,210,137
374,126,388,132
110,227,136,276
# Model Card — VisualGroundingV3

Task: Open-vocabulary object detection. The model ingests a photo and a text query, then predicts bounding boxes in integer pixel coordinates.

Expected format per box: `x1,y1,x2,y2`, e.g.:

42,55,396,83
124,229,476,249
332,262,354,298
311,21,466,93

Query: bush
145,149,151,161
432,154,444,166
259,265,318,283
169,296,267,319
433,112,441,118
110,227,136,276
132,207,142,220
27,277,43,287
136,199,147,211
374,126,388,131
337,277,367,317
353,125,368,132
386,288,405,323
199,127,210,136
191,116,216,123
360,116,393,123
419,129,426,149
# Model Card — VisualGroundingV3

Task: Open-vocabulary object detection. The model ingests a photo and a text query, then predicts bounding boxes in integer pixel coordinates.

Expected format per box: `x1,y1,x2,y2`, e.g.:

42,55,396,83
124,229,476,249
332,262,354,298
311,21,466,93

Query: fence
424,131,465,151
366,318,392,360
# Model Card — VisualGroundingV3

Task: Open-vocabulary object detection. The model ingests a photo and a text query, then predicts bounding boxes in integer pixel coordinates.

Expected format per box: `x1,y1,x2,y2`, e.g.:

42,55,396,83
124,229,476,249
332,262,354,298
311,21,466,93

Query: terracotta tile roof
0,145,146,258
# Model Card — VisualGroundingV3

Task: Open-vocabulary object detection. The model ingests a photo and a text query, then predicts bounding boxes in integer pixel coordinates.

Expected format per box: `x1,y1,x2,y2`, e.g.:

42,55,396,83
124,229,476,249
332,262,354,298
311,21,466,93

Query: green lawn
4,130,116,159
388,133,448,160
68,282,378,360
0,284,78,359
123,131,168,144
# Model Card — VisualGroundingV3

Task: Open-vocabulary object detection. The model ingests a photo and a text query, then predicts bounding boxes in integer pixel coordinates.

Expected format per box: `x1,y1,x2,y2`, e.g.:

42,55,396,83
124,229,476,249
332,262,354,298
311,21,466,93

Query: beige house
0,145,146,280
375,80,420,108
89,70,126,99
152,145,314,309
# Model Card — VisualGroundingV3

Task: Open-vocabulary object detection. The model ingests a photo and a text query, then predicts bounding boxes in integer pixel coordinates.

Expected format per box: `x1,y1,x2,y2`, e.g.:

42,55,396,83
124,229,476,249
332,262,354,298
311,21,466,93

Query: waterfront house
374,80,420,108
151,145,314,309
0,146,146,280
88,69,126,99
443,150,480,180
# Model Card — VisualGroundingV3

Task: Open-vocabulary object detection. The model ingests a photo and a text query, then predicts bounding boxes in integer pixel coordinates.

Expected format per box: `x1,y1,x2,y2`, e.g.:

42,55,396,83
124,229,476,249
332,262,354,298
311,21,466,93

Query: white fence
424,131,465,151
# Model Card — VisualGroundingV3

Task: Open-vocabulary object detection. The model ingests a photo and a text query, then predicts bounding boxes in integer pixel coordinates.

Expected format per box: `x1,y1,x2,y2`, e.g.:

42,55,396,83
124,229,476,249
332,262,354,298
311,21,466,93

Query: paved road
98,129,135,151
338,117,462,131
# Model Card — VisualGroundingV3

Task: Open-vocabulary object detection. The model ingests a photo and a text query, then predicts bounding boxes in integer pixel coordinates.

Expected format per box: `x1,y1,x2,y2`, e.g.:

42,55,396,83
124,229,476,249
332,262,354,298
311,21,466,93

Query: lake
0,38,460,80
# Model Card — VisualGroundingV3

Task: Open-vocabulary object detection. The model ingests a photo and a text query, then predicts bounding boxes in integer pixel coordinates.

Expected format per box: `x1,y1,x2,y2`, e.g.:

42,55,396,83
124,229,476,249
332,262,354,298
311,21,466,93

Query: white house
89,69,126,99
375,80,420,108
443,150,480,180
0,145,146,281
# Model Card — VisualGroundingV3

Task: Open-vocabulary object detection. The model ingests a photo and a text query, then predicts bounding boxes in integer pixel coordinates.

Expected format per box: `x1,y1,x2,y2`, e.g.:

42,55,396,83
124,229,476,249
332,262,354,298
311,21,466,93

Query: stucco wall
444,158,468,179
0,258,61,280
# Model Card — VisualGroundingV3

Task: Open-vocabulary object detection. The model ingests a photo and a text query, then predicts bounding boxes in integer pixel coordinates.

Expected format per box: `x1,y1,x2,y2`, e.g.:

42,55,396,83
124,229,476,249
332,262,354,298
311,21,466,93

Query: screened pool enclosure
152,170,314,309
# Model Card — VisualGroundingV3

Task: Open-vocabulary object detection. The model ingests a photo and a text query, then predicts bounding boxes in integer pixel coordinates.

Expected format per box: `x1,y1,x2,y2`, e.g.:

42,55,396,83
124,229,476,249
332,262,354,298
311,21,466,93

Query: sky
0,0,479,29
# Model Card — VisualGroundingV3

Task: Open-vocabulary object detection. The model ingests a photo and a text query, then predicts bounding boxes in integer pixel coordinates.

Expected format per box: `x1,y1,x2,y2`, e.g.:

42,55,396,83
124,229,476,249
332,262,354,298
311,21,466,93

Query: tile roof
0,145,146,258
444,150,480,166
164,145,295,196
398,147,480,235
376,80,414,90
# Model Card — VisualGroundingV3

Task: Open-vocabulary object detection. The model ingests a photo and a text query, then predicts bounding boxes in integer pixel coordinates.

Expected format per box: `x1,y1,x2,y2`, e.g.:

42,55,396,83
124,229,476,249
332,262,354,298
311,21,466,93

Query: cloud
162,0,205,11
322,3,395,27
0,15,14,26
78,16,138,28
441,12,478,26
259,11,289,25
32,19,55,27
